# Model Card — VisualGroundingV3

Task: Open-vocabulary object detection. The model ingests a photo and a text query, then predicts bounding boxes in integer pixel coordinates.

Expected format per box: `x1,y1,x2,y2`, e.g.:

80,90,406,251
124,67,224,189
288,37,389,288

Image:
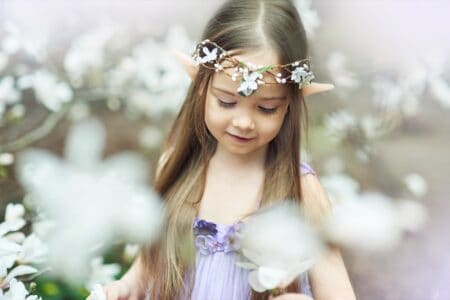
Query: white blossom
0,77,21,118
293,0,321,37
403,173,428,198
323,192,427,253
320,173,360,206
29,70,73,111
0,51,8,72
237,69,262,97
64,26,114,84
86,284,106,300
0,153,15,166
327,52,360,90
236,201,323,292
85,257,120,291
15,118,164,281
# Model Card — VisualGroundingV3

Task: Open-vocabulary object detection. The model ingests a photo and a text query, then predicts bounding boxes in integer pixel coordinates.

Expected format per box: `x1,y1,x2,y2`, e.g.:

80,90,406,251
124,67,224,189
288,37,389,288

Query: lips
228,133,254,142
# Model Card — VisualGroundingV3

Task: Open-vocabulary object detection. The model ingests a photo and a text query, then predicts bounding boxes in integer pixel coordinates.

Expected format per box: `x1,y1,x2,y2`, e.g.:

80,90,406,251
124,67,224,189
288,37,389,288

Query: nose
231,113,255,131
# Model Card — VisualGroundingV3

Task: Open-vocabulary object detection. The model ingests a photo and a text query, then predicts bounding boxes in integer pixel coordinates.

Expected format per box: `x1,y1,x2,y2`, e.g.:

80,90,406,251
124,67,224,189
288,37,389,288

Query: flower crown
192,39,315,97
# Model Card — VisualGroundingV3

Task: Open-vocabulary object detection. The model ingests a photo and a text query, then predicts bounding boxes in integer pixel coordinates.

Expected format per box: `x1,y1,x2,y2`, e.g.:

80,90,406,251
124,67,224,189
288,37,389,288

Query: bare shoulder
300,173,332,224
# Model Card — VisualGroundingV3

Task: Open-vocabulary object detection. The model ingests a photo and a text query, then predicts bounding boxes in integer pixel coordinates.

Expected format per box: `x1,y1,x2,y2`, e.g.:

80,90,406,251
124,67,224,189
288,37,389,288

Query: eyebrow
212,86,286,101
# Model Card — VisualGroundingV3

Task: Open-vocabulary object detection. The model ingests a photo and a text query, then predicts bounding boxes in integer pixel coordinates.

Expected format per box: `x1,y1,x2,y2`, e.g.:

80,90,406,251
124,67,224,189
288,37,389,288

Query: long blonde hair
141,0,319,299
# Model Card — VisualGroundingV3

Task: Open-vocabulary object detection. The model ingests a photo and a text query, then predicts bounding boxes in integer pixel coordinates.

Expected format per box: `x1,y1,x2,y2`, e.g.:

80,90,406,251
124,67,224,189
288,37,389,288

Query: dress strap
300,162,316,176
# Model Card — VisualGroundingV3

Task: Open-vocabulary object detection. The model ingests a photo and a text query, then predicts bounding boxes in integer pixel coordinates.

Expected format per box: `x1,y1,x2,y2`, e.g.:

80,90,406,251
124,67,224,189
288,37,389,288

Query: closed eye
217,99,236,108
258,106,278,114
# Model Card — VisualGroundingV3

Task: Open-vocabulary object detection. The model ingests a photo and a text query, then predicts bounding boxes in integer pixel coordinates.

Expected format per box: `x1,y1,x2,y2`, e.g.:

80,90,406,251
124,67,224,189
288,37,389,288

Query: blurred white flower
85,257,120,291
429,76,450,108
323,156,345,174
64,26,114,84
360,115,383,139
293,0,321,37
86,284,106,300
237,201,323,292
323,192,426,253
371,64,428,117
0,153,15,166
107,34,190,118
17,234,47,264
327,52,360,90
1,278,38,300
138,126,163,149
5,204,25,222
15,118,164,282
29,70,73,111
123,244,140,262
68,101,91,121
320,173,360,206
396,199,427,233
0,51,8,72
0,77,21,118
165,24,196,54
2,21,48,62
403,173,428,198
3,265,38,285
324,110,357,143
0,238,21,276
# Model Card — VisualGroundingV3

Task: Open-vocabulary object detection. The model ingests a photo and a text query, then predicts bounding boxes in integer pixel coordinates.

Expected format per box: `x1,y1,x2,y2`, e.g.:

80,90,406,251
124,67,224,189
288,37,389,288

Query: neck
210,143,267,173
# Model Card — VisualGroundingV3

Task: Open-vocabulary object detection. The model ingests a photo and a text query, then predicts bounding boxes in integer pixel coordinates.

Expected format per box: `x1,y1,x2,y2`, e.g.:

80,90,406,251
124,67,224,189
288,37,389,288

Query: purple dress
149,162,316,300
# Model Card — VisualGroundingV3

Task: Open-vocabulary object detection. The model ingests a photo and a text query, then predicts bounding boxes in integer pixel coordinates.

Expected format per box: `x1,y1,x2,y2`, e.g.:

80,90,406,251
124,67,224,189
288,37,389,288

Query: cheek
204,96,226,131
258,109,288,138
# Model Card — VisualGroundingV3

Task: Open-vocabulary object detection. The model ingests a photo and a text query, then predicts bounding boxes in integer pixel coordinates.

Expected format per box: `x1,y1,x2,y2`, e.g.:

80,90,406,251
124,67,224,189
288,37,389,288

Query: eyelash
217,99,278,114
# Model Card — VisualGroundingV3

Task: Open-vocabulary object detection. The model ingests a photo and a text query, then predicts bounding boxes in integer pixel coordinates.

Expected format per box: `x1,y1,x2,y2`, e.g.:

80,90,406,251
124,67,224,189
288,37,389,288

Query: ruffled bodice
148,162,316,300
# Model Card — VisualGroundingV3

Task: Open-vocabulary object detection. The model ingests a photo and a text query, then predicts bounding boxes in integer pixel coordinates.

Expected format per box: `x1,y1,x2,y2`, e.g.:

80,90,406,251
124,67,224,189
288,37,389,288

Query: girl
101,0,356,299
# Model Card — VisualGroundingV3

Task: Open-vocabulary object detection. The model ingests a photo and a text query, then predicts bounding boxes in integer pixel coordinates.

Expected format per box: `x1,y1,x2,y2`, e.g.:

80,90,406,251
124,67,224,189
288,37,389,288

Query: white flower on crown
291,64,315,88
197,47,218,64
237,68,263,97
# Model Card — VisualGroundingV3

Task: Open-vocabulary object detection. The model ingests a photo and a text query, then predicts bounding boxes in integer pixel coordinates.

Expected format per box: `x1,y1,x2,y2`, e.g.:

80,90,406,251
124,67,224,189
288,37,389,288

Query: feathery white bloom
403,173,428,198
15,118,164,282
64,26,114,84
86,284,106,300
293,0,321,37
30,70,73,111
327,52,360,90
324,110,357,142
85,257,120,290
0,51,8,72
0,77,20,118
320,173,360,206
5,204,25,222
0,153,15,166
138,126,163,149
17,234,47,264
237,201,323,292
323,192,427,253
1,278,40,300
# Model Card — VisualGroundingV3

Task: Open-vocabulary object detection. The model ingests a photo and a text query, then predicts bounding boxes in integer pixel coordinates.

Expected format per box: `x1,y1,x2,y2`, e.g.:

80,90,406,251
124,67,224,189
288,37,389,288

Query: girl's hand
269,293,314,300
87,279,139,300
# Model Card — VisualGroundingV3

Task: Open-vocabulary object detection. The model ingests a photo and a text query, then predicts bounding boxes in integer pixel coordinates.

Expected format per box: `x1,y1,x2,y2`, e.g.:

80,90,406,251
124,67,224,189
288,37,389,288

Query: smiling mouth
228,133,255,142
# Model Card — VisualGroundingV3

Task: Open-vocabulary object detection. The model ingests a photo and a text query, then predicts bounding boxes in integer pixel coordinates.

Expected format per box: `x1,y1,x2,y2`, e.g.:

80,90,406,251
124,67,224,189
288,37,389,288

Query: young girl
100,0,356,299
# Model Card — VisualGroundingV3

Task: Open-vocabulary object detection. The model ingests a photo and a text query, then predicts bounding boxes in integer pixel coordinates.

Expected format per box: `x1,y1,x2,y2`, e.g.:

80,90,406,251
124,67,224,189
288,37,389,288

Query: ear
301,82,335,97
170,49,199,81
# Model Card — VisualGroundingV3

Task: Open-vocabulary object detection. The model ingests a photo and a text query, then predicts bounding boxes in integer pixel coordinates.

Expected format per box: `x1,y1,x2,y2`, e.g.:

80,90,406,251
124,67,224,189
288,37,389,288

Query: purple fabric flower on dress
193,218,243,255
194,219,218,236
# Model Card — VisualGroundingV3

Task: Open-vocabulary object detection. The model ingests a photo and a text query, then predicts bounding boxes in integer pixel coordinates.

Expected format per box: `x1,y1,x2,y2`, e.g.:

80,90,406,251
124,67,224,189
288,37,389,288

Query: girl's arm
301,174,356,300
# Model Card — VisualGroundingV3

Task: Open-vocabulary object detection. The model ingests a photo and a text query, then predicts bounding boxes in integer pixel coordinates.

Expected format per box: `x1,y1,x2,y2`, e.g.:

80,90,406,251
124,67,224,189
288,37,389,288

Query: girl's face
204,49,290,156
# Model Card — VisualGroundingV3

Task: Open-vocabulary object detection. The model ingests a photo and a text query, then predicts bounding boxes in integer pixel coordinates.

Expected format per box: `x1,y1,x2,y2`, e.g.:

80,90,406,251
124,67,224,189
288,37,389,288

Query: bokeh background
0,0,449,299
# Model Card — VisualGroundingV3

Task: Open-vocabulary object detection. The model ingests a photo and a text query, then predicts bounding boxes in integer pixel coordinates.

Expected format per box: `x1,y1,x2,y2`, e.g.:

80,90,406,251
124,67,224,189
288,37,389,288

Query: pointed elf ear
302,82,335,97
171,49,199,80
